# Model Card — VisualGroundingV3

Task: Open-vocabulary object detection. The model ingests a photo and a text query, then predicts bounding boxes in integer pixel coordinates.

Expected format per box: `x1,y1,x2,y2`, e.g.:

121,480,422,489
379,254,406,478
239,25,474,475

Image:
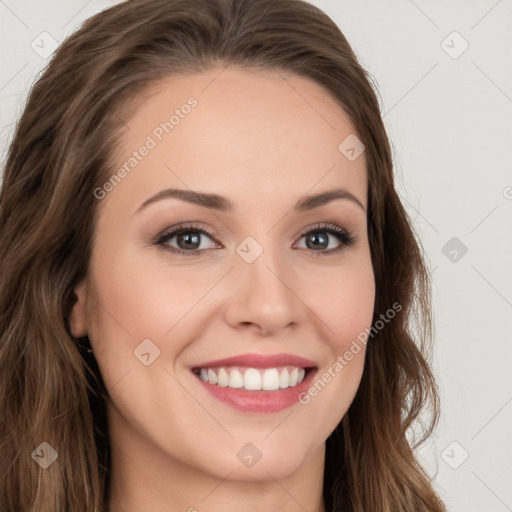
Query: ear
69,280,88,338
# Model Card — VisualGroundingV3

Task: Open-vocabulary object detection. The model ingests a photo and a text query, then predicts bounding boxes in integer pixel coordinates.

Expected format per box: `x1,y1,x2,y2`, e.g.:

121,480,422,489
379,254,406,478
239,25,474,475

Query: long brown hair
0,0,446,510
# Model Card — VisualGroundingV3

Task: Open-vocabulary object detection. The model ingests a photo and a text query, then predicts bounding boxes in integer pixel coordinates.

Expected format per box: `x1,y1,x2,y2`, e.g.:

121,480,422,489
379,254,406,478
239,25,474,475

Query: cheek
294,253,374,437
302,250,376,350
87,242,202,338
329,265,375,350
85,243,228,391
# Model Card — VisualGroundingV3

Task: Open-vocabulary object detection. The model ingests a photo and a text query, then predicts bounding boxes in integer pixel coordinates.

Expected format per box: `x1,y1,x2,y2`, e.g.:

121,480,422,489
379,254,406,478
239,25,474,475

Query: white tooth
279,368,290,388
217,368,229,387
289,367,299,386
297,368,306,384
199,368,208,382
229,369,244,388
243,368,262,390
262,368,280,391
207,369,218,385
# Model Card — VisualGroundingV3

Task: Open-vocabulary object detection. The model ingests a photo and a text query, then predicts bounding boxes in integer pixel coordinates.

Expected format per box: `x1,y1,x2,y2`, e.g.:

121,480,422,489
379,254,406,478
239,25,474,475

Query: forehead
105,66,367,214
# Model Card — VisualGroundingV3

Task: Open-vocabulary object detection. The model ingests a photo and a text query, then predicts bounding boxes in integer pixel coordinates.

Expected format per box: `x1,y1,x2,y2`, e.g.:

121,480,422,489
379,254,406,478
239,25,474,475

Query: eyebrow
135,186,366,214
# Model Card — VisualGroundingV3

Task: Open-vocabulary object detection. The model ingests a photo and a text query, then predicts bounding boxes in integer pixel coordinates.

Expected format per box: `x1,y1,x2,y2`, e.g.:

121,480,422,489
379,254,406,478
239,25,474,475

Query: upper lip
192,353,317,369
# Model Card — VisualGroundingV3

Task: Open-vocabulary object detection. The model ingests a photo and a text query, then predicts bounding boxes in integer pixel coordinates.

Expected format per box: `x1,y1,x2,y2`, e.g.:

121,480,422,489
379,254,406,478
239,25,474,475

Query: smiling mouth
192,365,314,391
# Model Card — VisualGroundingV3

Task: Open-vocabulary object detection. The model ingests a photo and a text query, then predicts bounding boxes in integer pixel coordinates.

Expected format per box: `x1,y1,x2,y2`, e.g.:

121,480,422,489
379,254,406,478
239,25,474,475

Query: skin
70,65,375,512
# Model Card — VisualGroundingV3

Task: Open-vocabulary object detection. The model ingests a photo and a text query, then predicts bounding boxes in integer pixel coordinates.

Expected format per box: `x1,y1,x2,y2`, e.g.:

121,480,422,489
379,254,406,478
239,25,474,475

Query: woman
0,0,446,510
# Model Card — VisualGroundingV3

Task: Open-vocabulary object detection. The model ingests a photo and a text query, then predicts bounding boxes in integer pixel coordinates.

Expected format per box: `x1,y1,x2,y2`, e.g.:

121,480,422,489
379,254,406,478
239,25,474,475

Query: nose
223,243,303,335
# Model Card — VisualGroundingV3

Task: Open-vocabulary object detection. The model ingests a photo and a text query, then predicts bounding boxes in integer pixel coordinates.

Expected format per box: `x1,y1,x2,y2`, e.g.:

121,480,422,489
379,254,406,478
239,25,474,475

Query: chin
199,437,314,482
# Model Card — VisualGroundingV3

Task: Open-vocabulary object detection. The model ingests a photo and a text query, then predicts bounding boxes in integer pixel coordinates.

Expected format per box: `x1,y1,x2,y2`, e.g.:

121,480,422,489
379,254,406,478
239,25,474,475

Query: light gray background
1,1,511,511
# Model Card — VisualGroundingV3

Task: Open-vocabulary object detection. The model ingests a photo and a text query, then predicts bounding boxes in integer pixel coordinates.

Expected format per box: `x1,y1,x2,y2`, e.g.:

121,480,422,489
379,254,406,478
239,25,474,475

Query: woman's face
71,66,375,482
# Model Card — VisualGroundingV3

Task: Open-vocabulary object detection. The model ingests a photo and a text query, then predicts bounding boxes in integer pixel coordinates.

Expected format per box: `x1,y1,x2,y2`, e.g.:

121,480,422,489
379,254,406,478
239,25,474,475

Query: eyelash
154,222,357,257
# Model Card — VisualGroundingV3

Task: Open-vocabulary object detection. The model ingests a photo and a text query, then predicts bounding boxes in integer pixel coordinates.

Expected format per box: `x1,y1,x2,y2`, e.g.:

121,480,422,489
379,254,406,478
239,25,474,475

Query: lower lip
194,369,317,413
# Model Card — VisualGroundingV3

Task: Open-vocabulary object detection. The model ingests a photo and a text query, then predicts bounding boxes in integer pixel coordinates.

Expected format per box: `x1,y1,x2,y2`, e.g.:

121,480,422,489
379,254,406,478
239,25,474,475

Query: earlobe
69,280,88,338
